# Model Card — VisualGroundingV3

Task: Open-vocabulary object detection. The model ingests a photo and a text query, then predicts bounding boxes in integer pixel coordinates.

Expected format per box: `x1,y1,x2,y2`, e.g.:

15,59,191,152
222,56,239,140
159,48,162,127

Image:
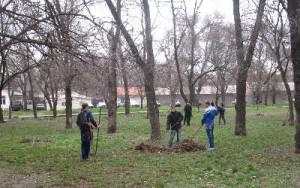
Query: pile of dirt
135,139,206,153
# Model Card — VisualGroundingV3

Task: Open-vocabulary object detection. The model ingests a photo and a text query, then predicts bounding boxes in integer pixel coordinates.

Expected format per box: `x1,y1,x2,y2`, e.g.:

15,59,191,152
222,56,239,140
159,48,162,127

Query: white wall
46,92,92,110
0,90,10,110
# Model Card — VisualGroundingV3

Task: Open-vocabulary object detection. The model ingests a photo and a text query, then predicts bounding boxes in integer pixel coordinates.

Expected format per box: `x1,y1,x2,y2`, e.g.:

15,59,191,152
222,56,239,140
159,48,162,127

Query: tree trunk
22,86,27,110
235,74,248,135
0,88,4,123
106,0,121,134
143,64,161,141
53,100,57,118
279,67,294,126
215,87,220,105
233,0,266,136
142,0,161,142
264,82,270,106
120,56,130,115
271,83,277,105
27,71,37,119
8,83,13,120
43,89,53,111
286,0,300,153
50,85,58,118
140,94,144,110
65,81,72,129
221,83,226,105
189,84,197,105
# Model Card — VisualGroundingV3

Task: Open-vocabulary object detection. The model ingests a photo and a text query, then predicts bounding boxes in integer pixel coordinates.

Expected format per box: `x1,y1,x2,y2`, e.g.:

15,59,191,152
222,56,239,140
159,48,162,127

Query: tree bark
51,86,58,118
233,0,266,136
120,53,130,115
220,82,226,105
286,0,300,153
22,76,28,110
0,88,4,123
272,83,277,105
264,82,270,106
278,65,294,126
65,81,72,129
27,70,37,119
43,86,53,111
106,0,121,134
142,0,161,141
8,82,13,119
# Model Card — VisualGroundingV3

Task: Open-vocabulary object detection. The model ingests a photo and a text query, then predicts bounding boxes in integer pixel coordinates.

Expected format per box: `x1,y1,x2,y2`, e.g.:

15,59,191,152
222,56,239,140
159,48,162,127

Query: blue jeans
167,129,181,148
206,128,214,148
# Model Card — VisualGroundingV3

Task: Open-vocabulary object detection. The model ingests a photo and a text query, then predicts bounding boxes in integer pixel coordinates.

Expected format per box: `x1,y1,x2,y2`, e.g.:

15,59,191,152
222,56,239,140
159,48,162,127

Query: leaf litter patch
135,139,206,153
20,138,51,144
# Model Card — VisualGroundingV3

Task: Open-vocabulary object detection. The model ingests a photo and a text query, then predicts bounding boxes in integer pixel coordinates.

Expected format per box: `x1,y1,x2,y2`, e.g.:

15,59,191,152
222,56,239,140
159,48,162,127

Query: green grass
3,106,154,117
0,106,299,187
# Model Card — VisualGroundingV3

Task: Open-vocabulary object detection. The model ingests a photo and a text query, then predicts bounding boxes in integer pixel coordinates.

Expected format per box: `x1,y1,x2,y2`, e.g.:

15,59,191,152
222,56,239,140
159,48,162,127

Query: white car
130,101,140,107
97,101,106,108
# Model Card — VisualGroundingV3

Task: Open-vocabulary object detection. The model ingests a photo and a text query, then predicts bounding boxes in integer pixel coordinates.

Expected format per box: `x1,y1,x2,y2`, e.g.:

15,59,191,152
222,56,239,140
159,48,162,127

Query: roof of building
117,87,144,96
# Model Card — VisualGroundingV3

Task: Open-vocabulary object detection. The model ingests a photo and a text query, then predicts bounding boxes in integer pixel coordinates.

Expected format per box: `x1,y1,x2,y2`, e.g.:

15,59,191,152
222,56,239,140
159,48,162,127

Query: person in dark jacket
166,106,183,148
184,102,192,126
217,103,226,125
76,103,100,160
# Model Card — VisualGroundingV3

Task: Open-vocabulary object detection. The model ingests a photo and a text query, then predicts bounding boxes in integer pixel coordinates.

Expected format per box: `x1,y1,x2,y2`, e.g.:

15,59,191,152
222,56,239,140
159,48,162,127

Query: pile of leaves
135,139,206,153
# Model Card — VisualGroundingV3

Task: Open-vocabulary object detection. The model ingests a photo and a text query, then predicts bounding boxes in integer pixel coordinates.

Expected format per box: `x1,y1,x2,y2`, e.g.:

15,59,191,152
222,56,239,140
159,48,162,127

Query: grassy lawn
0,106,299,187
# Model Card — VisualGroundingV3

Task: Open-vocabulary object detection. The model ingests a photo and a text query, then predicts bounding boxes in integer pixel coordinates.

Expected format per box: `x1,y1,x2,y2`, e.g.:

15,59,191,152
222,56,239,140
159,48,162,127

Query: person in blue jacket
201,101,218,151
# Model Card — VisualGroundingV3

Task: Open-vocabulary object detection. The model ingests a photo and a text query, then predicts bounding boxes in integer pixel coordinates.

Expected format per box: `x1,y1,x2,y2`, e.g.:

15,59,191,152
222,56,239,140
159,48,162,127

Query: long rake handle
94,107,102,158
191,126,202,139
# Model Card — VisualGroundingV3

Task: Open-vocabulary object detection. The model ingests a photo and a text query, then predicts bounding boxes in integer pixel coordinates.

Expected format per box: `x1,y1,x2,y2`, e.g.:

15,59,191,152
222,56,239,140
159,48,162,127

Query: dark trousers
81,135,91,160
184,115,191,126
206,128,214,148
219,114,226,125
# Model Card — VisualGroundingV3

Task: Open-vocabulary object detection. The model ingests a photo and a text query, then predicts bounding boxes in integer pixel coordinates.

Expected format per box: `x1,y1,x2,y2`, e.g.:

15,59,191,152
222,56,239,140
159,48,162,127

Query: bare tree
105,0,161,142
0,1,41,122
37,53,61,118
262,2,294,125
208,21,236,105
44,0,85,128
170,0,219,105
233,0,266,136
160,31,179,106
281,0,300,153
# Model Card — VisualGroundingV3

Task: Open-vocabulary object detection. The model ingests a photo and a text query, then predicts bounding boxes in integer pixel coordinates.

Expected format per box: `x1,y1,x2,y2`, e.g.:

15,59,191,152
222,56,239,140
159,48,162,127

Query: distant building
117,87,146,106
46,91,93,110
0,89,23,111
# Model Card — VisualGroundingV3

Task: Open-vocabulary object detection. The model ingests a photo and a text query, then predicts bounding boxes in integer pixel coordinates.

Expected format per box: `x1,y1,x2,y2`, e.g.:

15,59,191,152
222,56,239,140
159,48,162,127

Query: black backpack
78,112,91,137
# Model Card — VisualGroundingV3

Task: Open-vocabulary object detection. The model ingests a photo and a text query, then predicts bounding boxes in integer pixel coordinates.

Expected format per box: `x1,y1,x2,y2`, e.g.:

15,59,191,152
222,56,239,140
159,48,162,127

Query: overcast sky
90,0,234,60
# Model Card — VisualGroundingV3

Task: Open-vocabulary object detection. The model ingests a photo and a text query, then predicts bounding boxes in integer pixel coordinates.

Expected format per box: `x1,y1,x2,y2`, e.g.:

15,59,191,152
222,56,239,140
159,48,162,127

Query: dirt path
0,169,49,188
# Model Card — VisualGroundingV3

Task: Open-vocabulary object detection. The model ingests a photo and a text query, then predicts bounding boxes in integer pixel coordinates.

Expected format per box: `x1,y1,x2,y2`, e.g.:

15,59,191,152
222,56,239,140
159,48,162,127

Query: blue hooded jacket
201,106,218,129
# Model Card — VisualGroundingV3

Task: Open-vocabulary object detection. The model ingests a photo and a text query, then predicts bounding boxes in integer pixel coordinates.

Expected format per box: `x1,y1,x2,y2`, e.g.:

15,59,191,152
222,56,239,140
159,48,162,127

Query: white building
0,90,10,110
0,89,23,111
46,91,93,110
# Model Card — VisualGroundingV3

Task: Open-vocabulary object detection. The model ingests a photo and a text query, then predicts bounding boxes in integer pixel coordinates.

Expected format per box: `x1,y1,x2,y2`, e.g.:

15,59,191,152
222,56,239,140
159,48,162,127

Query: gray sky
90,0,234,59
